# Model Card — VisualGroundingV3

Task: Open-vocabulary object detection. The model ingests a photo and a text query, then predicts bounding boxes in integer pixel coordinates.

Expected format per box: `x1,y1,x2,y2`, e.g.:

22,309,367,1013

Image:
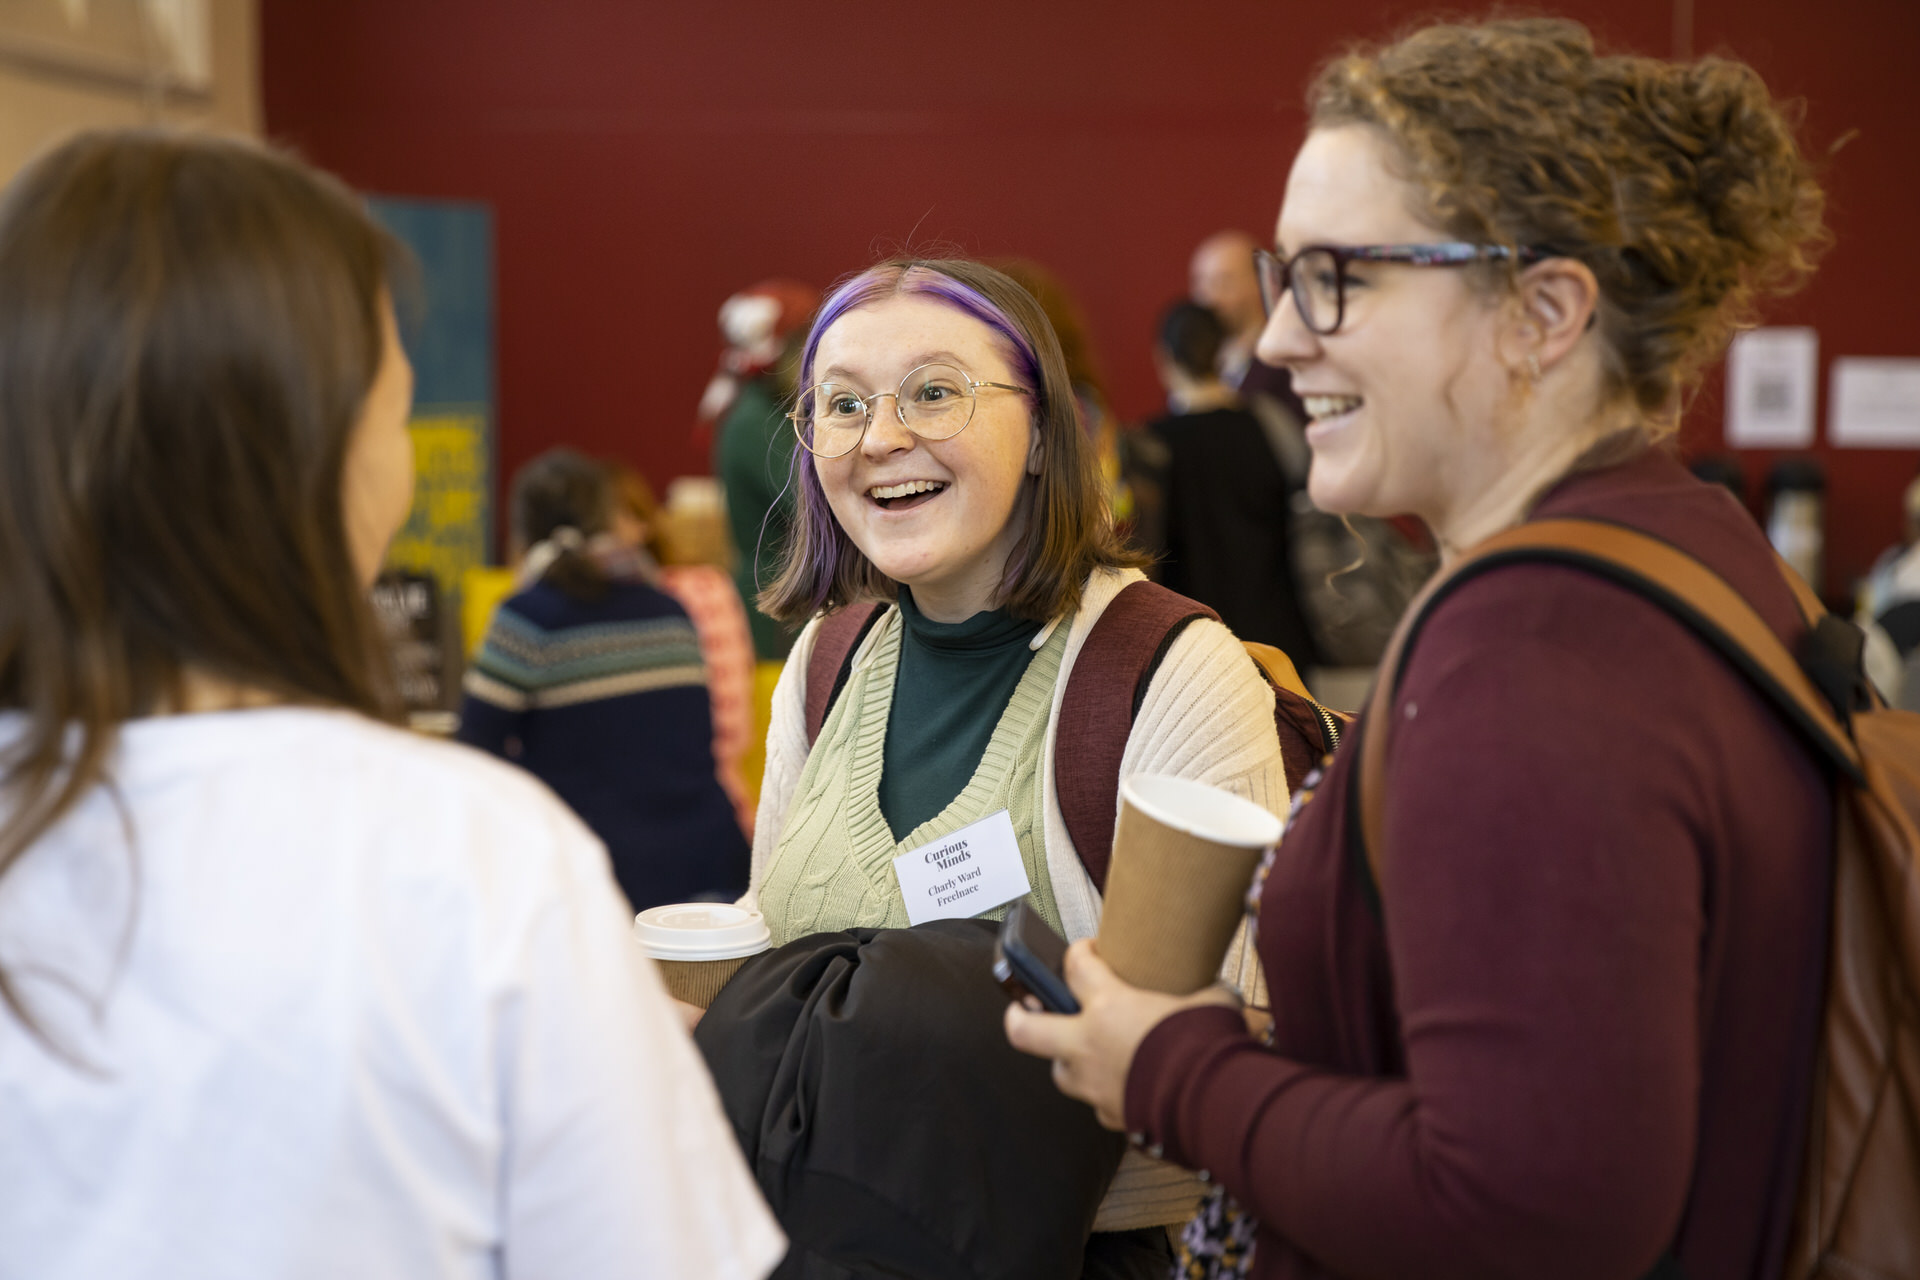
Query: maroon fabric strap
1245,640,1351,792
1057,581,1218,892
801,584,1334,897
1272,684,1348,791
803,602,883,746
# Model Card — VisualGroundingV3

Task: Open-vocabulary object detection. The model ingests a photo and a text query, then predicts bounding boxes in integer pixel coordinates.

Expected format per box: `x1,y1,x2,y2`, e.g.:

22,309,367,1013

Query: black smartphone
992,900,1080,1014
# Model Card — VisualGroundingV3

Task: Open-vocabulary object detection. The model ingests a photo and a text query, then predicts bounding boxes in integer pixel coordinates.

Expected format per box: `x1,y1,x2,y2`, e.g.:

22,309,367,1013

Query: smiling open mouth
868,480,948,511
1303,395,1363,421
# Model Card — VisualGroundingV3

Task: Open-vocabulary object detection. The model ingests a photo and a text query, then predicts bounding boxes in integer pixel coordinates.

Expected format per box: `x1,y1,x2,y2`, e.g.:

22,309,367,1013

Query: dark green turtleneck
878,589,1045,840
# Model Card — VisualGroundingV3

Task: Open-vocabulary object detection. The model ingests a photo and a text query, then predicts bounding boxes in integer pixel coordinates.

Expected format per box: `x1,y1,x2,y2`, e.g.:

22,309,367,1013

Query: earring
1526,353,1542,382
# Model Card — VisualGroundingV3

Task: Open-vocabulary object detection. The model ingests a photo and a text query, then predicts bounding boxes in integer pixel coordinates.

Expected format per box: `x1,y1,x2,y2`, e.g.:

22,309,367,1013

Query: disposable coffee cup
633,903,772,1008
1096,775,1283,995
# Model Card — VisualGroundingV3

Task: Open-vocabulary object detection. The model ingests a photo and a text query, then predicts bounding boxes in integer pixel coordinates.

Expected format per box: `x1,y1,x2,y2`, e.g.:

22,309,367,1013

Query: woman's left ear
1026,425,1044,476
1511,257,1600,370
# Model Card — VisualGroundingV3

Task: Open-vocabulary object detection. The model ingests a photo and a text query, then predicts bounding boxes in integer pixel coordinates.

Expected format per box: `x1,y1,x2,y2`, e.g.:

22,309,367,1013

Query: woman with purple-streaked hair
711,257,1286,1276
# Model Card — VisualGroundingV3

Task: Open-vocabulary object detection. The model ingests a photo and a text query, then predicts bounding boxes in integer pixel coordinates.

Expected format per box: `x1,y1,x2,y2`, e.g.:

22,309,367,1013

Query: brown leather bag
1355,518,1920,1280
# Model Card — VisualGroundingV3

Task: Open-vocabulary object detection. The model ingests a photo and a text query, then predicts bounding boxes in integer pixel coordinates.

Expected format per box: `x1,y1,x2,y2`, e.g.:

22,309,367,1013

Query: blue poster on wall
368,195,496,592
365,196,496,711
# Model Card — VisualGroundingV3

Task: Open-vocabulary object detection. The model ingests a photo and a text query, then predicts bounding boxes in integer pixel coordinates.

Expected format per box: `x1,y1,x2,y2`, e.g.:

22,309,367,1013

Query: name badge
894,809,1032,927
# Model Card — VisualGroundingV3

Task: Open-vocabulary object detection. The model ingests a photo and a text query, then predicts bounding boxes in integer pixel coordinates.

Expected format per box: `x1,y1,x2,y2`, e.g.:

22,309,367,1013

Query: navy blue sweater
456,578,749,911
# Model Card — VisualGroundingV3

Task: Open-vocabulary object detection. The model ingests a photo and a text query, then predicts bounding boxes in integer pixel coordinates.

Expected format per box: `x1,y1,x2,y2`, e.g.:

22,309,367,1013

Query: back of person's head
1308,17,1827,431
700,278,820,423
605,461,670,563
763,256,1144,625
994,258,1108,408
510,448,618,598
1189,230,1263,339
1158,301,1227,382
0,128,408,1037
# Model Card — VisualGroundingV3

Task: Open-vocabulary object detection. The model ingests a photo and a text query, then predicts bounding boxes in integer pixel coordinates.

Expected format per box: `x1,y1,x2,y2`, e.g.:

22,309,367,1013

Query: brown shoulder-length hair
0,130,407,1034
759,257,1145,625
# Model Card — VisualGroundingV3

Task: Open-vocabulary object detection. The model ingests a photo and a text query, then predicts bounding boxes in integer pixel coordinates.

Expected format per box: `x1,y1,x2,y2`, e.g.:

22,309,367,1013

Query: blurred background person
1857,468,1920,706
998,257,1131,530
701,278,819,811
1190,229,1289,401
607,462,757,834
1145,301,1316,660
0,130,779,1280
1189,228,1314,497
701,278,818,664
1860,468,1920,629
460,448,750,910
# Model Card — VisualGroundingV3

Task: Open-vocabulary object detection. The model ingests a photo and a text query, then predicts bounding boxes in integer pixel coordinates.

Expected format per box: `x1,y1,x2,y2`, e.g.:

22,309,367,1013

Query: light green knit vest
759,608,1070,946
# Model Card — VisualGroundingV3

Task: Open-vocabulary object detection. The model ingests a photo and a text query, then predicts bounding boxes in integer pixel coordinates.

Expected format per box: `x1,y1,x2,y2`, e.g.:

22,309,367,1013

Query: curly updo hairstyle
1310,17,1829,428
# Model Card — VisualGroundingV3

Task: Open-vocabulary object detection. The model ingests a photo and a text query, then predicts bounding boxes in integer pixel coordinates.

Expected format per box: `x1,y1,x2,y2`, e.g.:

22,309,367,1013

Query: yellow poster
385,409,489,590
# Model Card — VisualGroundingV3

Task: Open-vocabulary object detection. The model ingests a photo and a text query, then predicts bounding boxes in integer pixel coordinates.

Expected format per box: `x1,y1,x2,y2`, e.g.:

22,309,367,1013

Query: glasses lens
1255,251,1286,318
899,364,975,441
1294,248,1340,334
800,383,868,456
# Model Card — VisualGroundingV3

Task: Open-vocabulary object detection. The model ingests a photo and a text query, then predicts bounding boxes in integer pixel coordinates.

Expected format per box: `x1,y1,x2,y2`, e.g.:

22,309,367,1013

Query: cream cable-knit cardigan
745,567,1288,943
742,567,1288,1230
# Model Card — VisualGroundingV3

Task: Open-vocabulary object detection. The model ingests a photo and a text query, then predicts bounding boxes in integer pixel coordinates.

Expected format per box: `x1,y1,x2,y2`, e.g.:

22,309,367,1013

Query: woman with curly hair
1010,18,1832,1280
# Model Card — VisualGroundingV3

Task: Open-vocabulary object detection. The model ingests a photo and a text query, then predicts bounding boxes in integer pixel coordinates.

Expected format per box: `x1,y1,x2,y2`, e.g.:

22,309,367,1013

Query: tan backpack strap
1243,641,1312,702
1355,559,1455,889
1772,552,1827,627
1354,517,1862,897
1497,522,1858,768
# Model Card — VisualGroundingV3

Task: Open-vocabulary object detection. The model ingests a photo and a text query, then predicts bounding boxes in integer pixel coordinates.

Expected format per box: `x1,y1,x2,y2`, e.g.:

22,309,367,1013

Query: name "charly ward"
923,839,983,907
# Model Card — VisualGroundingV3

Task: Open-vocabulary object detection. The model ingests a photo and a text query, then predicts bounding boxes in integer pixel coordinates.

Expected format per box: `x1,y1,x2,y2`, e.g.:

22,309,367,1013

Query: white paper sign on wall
1726,327,1818,448
1831,357,1920,448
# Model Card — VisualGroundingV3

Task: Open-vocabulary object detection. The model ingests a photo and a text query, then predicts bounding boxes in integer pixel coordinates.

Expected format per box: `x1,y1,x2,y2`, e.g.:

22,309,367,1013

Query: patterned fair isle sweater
457,577,749,912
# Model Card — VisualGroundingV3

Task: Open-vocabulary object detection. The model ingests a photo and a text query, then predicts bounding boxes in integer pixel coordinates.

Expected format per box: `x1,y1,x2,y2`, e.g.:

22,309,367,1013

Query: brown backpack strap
1243,641,1311,701
1057,581,1218,892
1355,518,1861,895
803,602,885,746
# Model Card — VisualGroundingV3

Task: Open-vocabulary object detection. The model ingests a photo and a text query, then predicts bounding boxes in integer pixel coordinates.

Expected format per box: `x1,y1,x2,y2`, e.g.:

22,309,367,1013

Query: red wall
261,0,1920,592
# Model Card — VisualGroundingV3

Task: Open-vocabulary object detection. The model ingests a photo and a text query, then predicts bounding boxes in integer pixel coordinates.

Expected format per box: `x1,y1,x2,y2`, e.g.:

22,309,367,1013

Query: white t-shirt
0,707,783,1280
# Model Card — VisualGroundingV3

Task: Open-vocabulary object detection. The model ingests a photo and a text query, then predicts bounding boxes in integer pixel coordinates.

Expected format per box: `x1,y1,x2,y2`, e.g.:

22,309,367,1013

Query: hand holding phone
992,900,1079,1014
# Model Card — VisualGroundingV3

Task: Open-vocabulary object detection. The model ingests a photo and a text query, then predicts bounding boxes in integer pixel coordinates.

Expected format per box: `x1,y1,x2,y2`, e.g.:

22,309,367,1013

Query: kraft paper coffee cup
1096,775,1283,995
633,903,772,1008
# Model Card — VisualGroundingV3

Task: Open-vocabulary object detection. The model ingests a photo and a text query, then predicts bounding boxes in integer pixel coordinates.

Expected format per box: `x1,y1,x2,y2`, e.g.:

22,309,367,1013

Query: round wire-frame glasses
1254,242,1548,336
788,361,1028,459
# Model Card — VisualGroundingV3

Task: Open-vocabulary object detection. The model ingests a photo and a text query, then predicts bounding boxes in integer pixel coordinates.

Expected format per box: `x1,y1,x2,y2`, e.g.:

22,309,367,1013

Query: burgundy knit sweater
1125,449,1833,1280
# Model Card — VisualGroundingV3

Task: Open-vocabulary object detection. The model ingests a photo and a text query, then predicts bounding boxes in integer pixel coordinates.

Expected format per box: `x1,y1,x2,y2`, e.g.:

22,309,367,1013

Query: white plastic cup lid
632,903,772,962
1121,774,1284,848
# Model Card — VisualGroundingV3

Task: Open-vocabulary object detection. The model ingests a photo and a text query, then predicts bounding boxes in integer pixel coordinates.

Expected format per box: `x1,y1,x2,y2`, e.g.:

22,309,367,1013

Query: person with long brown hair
0,131,781,1279
1010,18,1833,1280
